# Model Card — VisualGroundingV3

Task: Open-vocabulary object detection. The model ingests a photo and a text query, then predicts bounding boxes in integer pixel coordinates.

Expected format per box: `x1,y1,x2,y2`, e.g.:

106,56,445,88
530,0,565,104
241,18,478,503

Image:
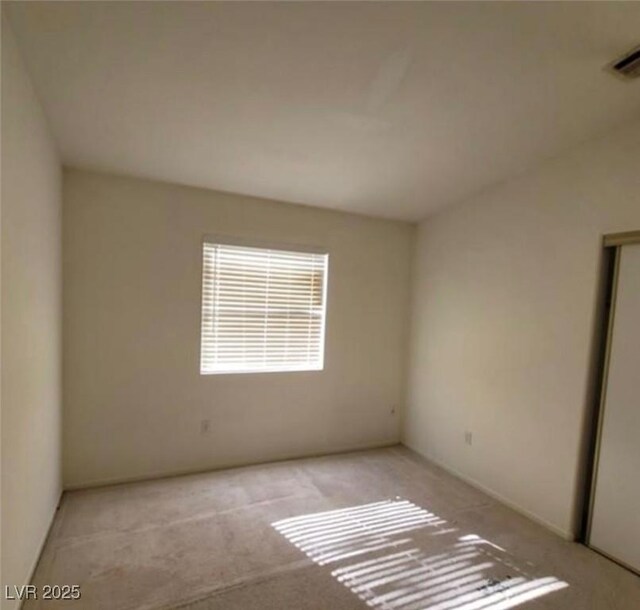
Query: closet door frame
582,230,640,575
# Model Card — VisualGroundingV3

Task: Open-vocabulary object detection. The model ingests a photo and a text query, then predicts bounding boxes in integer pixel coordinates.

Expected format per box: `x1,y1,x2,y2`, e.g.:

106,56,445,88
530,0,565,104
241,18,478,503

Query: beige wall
405,121,640,539
63,169,414,488
1,18,63,609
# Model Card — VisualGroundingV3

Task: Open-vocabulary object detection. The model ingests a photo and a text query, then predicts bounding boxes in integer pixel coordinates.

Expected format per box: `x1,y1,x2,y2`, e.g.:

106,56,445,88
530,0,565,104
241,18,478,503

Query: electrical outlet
464,431,473,446
200,419,211,435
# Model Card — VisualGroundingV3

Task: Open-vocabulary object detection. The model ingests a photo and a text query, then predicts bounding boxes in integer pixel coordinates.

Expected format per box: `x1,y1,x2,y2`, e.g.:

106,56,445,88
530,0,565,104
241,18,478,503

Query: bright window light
200,239,328,375
272,499,569,610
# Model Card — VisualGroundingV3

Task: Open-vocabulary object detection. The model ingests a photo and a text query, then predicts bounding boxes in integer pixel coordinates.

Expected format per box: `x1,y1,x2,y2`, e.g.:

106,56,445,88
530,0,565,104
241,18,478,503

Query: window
200,238,329,374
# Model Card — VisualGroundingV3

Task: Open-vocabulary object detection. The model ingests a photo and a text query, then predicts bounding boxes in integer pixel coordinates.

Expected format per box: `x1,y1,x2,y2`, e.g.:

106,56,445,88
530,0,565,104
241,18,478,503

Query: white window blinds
200,240,328,374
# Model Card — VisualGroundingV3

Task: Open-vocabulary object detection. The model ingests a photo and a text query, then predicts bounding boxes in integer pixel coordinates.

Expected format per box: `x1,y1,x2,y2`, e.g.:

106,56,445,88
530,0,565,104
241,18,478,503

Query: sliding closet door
589,242,640,574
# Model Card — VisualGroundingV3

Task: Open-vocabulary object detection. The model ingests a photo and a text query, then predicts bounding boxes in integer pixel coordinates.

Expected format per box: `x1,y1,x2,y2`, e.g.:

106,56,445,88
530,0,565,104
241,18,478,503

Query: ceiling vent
607,44,640,80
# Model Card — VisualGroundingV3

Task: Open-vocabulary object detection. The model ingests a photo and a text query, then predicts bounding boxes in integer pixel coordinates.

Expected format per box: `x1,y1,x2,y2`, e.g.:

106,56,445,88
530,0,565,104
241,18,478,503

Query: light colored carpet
27,446,639,609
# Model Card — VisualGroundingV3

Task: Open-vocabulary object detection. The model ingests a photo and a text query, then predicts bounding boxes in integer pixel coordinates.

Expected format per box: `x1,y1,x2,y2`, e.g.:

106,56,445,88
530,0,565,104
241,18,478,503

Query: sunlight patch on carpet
273,499,568,610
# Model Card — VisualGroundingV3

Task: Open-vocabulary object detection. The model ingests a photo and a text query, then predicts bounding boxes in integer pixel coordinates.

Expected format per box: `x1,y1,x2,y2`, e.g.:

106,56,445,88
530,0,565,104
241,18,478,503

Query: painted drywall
1,17,63,609
405,121,640,539
7,2,640,221
63,169,414,488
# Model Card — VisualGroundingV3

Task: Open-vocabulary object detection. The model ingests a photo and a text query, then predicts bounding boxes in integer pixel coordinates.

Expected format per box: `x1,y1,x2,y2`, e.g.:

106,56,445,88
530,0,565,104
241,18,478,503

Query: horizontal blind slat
200,241,328,374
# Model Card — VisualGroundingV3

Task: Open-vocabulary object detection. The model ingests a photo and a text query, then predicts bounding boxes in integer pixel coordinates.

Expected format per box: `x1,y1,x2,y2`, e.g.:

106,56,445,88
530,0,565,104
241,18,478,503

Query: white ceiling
6,1,640,221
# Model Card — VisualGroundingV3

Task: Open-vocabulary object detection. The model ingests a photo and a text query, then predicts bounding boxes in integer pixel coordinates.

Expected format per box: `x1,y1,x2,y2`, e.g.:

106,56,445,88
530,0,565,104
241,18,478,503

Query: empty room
2,1,640,609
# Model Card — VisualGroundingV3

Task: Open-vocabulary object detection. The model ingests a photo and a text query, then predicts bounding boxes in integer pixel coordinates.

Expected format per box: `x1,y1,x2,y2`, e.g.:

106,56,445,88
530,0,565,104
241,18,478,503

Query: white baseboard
64,439,401,491
17,488,63,609
401,443,575,541
66,441,575,541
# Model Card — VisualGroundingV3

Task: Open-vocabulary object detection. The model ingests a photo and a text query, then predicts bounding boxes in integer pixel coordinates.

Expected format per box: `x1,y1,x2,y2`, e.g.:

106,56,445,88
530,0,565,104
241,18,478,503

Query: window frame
199,234,329,376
